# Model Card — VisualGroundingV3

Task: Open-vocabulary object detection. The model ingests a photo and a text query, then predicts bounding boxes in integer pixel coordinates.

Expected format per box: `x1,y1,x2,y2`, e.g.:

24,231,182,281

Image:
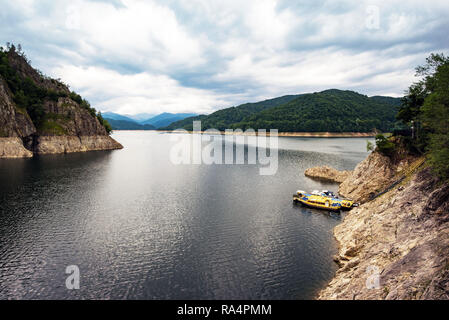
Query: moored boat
318,190,358,210
293,190,359,211
293,190,342,212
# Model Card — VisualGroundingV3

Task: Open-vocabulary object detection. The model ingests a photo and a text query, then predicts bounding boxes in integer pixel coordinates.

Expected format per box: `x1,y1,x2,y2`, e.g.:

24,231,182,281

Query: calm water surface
0,132,371,299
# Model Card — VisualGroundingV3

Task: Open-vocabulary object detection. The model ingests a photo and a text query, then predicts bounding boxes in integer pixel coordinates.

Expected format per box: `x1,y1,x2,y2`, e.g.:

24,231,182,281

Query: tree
375,134,395,156
399,53,449,179
420,58,449,179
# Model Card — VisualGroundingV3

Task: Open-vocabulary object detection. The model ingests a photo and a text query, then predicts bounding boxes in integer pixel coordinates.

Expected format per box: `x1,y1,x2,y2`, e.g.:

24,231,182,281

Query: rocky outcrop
305,165,352,184
40,97,110,136
0,76,37,157
6,50,70,95
338,151,417,203
0,77,36,138
0,137,33,158
33,135,123,154
0,49,122,158
317,152,449,300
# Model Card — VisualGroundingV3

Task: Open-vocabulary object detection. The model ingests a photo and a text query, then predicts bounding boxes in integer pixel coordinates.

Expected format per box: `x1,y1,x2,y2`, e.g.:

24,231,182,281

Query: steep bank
0,46,122,158
315,152,449,299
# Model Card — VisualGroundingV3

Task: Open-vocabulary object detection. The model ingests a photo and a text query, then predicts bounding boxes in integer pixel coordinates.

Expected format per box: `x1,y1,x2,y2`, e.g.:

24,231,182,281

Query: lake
0,131,371,299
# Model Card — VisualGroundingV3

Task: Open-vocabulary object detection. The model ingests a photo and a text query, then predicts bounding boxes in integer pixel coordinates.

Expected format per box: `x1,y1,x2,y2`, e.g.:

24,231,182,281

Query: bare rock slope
317,151,449,300
339,151,417,203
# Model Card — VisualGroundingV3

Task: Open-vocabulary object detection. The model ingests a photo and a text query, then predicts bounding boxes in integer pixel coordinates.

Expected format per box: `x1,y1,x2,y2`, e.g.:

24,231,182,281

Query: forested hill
369,95,403,107
162,94,301,131
163,89,401,132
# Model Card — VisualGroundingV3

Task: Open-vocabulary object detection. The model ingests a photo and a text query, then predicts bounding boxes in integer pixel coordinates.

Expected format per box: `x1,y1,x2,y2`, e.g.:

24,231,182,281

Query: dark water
0,132,371,300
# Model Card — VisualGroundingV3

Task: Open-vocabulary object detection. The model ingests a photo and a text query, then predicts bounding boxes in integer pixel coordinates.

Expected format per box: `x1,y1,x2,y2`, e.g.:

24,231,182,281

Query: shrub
96,112,112,134
366,140,374,152
69,92,83,104
375,134,396,156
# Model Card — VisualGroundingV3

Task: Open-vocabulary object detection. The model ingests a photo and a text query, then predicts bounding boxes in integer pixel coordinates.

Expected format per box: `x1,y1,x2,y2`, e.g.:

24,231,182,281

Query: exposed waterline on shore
156,130,377,138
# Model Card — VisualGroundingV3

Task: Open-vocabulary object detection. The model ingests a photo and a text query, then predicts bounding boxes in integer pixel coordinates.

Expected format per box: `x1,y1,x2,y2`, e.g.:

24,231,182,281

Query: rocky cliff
314,151,449,300
338,151,418,204
0,47,122,158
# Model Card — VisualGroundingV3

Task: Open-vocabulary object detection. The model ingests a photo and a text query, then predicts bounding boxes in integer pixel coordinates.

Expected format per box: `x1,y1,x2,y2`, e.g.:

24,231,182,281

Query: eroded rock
0,137,33,158
305,165,352,184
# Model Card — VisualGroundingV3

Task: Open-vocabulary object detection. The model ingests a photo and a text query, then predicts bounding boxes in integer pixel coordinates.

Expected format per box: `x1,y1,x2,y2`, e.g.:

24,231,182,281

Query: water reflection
0,131,368,299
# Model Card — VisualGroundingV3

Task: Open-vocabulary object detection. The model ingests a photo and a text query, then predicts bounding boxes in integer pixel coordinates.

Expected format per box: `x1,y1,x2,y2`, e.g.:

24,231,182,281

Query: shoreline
315,152,449,300
153,130,377,138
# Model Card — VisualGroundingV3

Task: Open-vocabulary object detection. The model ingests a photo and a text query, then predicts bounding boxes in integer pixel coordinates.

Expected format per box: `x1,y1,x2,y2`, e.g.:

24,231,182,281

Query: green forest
163,94,301,131
164,89,401,132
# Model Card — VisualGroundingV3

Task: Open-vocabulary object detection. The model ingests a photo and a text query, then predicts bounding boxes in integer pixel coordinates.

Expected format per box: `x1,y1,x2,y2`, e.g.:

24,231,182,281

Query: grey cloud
0,0,448,114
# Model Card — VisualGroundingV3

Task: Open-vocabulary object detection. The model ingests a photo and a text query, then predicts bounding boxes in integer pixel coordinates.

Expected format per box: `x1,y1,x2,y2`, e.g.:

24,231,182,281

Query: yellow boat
317,190,358,210
293,190,358,211
293,190,342,212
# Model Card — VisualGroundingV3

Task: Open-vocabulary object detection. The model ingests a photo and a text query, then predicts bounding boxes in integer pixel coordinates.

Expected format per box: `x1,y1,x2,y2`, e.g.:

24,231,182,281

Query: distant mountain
104,118,155,130
163,90,401,132
141,112,198,128
163,95,301,131
126,113,157,122
102,112,137,122
102,112,198,128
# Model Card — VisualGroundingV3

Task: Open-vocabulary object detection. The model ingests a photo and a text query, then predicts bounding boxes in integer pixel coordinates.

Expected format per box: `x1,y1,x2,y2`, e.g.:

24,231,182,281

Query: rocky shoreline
0,135,122,158
309,152,449,299
0,137,33,158
31,135,123,155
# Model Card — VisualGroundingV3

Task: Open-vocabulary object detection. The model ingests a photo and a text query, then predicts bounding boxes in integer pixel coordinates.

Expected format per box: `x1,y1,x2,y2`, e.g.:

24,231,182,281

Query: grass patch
38,113,69,135
39,120,67,135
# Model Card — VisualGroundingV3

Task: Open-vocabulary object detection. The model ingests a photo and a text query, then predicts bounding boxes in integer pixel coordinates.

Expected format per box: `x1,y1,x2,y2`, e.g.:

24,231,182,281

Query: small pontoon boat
293,190,358,211
293,190,342,212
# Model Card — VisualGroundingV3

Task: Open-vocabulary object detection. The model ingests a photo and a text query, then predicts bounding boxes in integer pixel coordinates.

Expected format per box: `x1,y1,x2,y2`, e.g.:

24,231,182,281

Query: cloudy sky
1,0,449,115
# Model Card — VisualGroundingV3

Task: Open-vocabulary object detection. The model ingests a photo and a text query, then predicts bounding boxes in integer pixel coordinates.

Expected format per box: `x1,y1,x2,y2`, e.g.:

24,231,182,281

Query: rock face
338,151,417,203
305,165,352,184
0,137,33,158
0,49,122,158
0,77,36,138
33,135,123,154
317,152,449,300
0,76,36,158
